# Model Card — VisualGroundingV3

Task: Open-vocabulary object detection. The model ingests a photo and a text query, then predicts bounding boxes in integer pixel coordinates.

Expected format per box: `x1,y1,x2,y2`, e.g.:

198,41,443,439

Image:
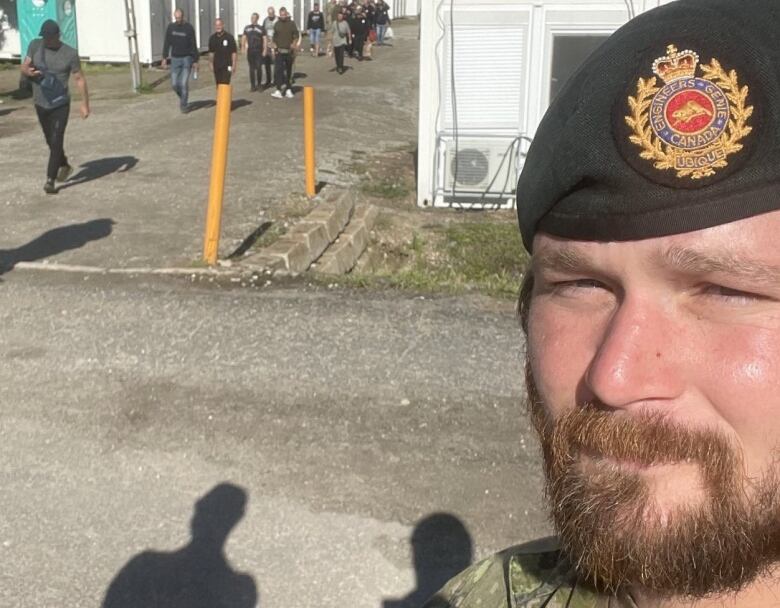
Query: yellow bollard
203,84,233,265
303,86,316,198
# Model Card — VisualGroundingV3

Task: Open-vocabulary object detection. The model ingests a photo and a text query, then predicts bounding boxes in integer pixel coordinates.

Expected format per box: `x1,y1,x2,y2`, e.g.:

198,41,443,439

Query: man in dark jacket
349,6,368,61
208,18,238,86
374,0,391,45
307,4,325,57
161,8,199,113
271,7,300,99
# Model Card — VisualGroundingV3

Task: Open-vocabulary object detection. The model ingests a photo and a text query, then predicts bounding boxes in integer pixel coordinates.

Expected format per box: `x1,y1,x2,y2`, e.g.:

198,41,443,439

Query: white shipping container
0,0,237,63
417,0,674,209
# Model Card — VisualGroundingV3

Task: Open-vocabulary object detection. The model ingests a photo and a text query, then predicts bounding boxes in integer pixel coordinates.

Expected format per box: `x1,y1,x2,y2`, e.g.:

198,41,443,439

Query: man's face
215,19,224,33
251,13,259,24
526,211,780,596
268,7,276,18
174,9,183,23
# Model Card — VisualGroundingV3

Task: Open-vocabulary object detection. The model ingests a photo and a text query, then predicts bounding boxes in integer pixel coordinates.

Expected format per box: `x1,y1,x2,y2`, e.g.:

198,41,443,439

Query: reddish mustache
548,404,738,480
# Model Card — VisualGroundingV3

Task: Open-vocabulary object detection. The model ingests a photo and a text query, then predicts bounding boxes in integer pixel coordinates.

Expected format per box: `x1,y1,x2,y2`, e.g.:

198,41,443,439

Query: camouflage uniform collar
421,536,638,608
506,538,638,608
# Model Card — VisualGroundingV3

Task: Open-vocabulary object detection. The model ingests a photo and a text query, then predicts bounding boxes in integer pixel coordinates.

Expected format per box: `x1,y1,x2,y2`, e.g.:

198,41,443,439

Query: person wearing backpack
20,20,89,195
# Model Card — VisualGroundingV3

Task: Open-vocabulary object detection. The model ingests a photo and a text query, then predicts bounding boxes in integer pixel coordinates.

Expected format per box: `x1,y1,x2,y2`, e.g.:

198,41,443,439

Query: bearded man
424,0,780,606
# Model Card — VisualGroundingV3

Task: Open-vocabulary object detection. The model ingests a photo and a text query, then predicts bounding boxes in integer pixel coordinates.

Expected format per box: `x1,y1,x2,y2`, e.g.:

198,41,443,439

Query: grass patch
82,63,128,74
350,221,529,299
361,178,410,199
254,222,287,248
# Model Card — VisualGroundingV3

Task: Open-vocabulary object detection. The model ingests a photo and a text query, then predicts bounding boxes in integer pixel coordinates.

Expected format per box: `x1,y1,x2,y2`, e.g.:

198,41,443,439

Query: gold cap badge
625,44,753,180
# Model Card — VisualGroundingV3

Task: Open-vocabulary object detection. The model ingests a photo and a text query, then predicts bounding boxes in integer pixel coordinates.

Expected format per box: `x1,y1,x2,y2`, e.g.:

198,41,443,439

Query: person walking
161,8,199,113
208,19,238,86
242,13,268,91
20,20,89,194
262,7,279,88
271,7,299,99
349,6,368,61
307,4,325,57
374,0,391,46
328,11,351,75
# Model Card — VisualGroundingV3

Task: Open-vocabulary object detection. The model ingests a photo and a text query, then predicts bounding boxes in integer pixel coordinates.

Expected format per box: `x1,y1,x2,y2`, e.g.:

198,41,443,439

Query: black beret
517,0,780,252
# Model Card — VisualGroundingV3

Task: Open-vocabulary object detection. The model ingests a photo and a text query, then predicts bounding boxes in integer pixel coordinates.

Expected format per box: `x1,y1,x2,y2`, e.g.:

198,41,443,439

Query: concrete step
244,190,356,273
313,204,379,275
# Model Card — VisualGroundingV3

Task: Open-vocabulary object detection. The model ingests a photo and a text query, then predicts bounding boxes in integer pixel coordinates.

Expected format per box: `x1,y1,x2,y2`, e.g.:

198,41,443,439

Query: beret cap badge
625,44,753,180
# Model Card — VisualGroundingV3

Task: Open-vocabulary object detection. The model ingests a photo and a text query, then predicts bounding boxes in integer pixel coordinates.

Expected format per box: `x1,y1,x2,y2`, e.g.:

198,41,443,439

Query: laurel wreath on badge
625,45,753,180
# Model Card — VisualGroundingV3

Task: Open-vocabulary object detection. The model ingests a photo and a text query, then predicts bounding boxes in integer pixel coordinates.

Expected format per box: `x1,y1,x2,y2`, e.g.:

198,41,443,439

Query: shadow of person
383,513,473,608
58,156,139,190
102,483,258,608
0,218,114,275
187,100,217,112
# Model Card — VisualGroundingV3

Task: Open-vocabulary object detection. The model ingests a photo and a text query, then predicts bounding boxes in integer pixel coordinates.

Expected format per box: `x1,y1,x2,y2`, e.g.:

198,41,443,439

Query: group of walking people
161,0,393,109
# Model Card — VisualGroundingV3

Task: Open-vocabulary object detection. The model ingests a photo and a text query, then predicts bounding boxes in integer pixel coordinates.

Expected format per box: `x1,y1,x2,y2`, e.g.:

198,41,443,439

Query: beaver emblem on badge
625,45,753,180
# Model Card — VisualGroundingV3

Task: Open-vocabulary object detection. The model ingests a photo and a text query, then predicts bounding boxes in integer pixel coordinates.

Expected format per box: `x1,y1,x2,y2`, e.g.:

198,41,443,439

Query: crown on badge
652,45,700,82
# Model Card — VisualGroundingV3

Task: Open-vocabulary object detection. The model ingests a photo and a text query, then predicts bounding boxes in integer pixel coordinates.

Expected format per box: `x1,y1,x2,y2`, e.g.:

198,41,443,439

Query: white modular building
0,0,420,62
0,0,238,63
416,0,675,209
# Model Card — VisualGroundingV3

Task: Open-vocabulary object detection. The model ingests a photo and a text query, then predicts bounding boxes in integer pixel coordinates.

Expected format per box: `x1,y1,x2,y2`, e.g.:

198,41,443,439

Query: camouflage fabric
421,537,637,608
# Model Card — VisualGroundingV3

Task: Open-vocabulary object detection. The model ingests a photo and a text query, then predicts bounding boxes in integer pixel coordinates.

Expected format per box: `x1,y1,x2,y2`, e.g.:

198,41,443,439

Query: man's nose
583,296,685,409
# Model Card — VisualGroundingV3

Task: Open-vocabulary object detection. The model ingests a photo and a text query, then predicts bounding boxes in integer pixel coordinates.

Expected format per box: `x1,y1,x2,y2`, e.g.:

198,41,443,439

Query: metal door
199,0,215,49
150,0,172,58
218,0,234,34
304,0,312,30
393,0,406,18
292,0,301,30
179,0,196,26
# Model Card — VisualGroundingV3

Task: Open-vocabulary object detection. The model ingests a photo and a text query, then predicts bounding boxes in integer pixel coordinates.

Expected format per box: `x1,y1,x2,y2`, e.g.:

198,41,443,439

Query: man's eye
700,284,767,303
552,279,608,295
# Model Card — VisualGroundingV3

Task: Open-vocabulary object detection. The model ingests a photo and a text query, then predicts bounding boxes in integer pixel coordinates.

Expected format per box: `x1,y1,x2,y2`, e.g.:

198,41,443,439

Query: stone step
313,204,379,275
244,190,356,273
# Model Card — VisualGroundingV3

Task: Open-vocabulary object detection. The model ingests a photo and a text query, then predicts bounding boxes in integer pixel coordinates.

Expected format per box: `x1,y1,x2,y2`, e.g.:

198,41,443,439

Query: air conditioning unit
437,137,520,209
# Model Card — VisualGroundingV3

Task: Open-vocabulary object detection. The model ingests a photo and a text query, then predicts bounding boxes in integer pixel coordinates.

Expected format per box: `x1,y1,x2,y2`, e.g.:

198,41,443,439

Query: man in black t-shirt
208,19,238,86
242,13,268,91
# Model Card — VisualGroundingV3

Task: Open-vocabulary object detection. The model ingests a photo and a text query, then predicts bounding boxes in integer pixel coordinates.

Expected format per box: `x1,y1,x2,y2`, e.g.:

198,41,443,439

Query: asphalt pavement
0,270,549,608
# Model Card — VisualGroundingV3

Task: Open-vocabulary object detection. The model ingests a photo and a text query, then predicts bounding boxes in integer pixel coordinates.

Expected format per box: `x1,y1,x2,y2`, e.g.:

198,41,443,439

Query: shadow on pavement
0,107,22,117
187,99,252,113
0,218,115,275
228,221,273,259
383,513,473,608
188,99,216,112
58,156,139,191
231,99,252,111
102,483,258,608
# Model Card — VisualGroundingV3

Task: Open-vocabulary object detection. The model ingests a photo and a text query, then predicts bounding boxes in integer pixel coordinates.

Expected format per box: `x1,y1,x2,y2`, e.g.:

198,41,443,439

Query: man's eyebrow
532,247,598,273
660,246,780,285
